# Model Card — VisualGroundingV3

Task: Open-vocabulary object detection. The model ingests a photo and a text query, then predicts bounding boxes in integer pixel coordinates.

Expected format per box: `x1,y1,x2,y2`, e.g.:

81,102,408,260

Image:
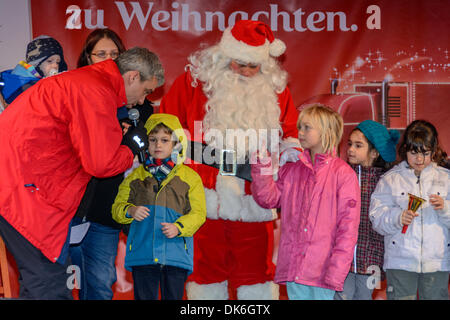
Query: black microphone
128,108,146,163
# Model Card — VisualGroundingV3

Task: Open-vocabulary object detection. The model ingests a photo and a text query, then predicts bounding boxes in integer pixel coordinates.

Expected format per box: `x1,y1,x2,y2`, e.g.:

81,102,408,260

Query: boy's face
148,130,174,159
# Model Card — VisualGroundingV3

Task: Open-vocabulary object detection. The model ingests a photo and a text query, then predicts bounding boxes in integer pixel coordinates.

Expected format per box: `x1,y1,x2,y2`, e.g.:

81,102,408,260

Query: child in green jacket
112,113,206,300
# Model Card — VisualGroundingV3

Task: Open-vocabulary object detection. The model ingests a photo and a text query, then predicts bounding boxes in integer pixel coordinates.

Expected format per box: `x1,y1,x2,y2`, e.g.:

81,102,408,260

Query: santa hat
219,20,286,64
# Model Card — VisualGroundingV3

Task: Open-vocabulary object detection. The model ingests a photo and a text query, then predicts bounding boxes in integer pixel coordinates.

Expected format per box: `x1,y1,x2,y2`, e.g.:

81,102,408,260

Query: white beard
202,70,282,160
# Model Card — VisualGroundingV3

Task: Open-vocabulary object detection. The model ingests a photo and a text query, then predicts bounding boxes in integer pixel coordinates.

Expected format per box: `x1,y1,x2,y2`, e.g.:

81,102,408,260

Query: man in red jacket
160,20,300,299
0,47,164,299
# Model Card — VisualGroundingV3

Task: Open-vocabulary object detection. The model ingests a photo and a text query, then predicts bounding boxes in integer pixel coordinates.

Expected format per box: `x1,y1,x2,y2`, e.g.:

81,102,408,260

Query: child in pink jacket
251,104,361,300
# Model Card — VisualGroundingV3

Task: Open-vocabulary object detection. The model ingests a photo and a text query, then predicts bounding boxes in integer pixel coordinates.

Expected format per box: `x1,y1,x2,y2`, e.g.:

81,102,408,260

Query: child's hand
161,222,180,239
251,139,270,164
128,206,150,221
401,209,419,226
429,194,444,210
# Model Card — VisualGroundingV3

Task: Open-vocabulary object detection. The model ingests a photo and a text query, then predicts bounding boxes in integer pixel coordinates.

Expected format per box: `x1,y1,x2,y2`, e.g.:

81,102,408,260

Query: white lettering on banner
65,2,382,32
65,5,106,29
65,5,82,29
366,5,381,30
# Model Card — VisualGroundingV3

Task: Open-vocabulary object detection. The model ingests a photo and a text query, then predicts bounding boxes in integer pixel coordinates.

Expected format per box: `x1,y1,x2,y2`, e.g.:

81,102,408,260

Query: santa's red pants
188,218,275,289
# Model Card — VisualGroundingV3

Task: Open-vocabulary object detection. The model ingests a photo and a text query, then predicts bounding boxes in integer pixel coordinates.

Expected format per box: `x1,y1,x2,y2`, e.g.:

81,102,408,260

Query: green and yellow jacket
112,113,206,272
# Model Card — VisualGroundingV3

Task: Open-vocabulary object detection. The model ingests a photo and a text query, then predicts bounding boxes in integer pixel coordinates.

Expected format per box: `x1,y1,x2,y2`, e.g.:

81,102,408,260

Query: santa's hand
279,147,301,166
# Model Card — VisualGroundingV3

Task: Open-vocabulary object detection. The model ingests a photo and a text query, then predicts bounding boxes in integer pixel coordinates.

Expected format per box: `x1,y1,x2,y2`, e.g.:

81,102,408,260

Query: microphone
128,108,140,127
128,108,146,163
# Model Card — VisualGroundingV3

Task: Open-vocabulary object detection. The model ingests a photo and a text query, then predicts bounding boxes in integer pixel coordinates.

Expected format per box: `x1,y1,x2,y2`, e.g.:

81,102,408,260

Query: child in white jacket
369,120,450,300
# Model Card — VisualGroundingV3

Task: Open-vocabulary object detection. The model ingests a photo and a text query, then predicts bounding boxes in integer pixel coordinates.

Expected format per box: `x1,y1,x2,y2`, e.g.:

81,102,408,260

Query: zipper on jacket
417,173,424,273
183,237,188,254
151,166,180,265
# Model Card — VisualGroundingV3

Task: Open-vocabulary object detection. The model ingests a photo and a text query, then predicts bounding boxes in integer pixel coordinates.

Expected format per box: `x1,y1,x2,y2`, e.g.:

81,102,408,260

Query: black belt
187,140,252,182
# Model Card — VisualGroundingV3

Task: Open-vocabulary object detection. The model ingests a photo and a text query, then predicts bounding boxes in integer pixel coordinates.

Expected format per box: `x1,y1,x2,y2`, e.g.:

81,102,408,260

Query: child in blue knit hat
335,120,399,300
369,120,450,300
0,35,67,112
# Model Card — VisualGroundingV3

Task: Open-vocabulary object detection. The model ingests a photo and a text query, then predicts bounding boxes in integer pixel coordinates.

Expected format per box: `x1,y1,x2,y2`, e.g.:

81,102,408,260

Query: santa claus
159,20,300,299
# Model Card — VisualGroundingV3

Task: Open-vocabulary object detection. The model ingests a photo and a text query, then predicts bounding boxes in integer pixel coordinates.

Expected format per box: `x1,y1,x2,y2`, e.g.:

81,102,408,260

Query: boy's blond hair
297,104,343,154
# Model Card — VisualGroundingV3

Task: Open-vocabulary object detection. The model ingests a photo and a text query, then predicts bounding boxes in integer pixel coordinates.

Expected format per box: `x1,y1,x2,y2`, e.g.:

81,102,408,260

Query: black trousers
132,264,188,300
0,215,73,299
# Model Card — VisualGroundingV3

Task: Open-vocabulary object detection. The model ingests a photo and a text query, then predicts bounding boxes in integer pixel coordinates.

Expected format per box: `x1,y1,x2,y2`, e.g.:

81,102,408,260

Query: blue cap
356,120,400,162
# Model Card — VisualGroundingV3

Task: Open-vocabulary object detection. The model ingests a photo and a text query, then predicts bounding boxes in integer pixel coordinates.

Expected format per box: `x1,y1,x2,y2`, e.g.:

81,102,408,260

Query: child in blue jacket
112,113,206,300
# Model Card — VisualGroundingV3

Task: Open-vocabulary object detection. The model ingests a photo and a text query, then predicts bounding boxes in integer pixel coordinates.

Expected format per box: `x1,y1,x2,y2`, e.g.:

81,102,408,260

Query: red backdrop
3,0,448,299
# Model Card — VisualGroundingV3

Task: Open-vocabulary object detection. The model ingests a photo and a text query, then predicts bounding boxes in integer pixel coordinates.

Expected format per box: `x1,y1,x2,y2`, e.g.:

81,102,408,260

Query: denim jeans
286,282,335,300
70,219,120,300
334,272,373,300
132,264,188,300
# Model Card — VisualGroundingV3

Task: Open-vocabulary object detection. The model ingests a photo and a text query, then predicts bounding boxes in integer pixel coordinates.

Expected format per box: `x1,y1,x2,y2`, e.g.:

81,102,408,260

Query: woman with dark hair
70,28,156,300
77,28,125,68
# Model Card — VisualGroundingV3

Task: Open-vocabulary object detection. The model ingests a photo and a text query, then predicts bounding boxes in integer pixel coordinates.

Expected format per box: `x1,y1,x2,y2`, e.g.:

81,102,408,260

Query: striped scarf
144,155,175,184
17,61,41,78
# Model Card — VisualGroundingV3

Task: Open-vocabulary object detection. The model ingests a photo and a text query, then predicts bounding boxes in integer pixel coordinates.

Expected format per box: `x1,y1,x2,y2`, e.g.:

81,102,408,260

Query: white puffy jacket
369,161,450,273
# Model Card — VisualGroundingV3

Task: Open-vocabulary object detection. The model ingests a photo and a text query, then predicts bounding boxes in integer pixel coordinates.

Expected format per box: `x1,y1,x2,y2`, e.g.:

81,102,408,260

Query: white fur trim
216,175,245,221
219,27,270,64
240,195,277,222
186,280,229,300
214,175,275,222
237,281,280,300
204,187,219,220
269,39,286,57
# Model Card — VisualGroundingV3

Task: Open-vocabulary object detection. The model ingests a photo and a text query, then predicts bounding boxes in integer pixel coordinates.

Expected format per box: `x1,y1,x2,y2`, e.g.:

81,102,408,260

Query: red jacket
0,60,133,262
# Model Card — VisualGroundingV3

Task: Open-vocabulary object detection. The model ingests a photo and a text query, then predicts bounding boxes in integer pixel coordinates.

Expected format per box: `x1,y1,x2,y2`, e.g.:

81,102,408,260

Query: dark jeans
132,264,188,300
0,215,73,299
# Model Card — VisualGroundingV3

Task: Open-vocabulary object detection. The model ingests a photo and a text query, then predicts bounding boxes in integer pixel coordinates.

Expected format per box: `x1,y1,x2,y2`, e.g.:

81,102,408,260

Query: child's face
406,149,432,175
148,130,174,159
347,130,378,167
298,115,323,154
39,54,61,77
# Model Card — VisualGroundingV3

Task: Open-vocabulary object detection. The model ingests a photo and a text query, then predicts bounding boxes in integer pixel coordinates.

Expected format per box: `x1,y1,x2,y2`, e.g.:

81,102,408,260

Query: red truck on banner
299,80,450,160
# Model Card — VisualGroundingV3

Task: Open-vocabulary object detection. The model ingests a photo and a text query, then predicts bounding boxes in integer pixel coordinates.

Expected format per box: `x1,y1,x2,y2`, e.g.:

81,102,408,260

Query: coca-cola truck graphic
298,81,450,160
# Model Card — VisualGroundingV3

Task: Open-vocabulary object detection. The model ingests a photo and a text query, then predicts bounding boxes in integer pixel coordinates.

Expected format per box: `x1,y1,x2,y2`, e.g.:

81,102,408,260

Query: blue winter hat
356,120,400,162
26,35,67,77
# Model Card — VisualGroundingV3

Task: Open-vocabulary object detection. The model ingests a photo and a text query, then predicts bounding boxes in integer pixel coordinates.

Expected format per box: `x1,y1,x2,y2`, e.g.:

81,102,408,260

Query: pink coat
251,150,360,291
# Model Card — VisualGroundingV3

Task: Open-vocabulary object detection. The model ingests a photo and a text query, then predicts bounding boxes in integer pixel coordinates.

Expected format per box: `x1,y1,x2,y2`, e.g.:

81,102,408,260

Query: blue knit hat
26,35,67,77
356,120,400,162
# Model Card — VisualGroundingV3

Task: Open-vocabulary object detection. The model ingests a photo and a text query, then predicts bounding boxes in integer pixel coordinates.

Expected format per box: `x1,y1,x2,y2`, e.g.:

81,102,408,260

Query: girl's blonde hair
297,104,343,154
